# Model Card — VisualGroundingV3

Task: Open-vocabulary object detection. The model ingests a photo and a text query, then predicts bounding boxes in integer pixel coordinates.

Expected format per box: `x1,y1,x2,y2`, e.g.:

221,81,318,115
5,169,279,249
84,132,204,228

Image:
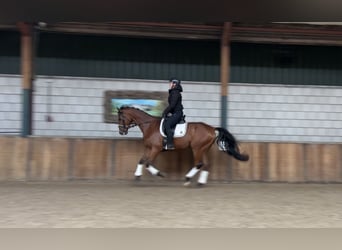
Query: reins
130,119,157,128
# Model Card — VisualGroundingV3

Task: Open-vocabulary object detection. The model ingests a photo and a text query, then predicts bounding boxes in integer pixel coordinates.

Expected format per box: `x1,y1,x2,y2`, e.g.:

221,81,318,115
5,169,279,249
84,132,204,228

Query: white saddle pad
160,119,188,138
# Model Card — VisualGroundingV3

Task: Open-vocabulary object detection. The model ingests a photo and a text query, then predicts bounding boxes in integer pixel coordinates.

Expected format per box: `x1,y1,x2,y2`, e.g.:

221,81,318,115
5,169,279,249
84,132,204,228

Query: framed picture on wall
104,90,168,123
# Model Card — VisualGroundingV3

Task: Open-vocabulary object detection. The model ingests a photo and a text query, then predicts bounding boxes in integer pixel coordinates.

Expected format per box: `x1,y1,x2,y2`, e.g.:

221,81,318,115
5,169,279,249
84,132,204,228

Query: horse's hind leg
184,162,203,186
184,163,211,187
197,162,210,186
184,147,212,187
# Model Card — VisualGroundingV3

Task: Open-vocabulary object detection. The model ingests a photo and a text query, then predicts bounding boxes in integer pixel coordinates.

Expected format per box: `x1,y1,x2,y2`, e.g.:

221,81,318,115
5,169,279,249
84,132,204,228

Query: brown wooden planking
12,137,29,180
0,137,27,180
1,137,342,183
278,143,305,182
72,139,110,179
0,137,14,180
208,147,230,182
320,144,341,182
114,140,144,180
254,143,268,181
304,144,322,182
305,144,342,183
267,143,281,182
230,142,256,181
266,143,306,182
276,143,288,182
240,142,267,182
29,138,69,180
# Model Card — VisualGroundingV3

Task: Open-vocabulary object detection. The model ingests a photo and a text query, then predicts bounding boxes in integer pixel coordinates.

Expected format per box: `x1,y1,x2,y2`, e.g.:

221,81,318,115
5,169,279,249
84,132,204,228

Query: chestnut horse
118,106,249,186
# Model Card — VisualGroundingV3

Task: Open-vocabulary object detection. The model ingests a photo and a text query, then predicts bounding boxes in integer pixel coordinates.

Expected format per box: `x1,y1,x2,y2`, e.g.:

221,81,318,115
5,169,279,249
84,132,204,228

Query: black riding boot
165,130,175,150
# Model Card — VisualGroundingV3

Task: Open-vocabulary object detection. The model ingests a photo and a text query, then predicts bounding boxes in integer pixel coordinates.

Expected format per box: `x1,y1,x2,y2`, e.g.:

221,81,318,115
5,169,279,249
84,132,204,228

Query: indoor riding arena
1,22,342,228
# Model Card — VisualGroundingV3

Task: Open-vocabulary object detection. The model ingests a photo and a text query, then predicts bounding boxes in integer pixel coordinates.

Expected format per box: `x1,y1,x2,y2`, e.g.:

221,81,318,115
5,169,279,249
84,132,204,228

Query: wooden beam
31,22,342,45
221,22,231,96
18,22,33,89
232,23,342,46
38,22,222,40
220,22,232,129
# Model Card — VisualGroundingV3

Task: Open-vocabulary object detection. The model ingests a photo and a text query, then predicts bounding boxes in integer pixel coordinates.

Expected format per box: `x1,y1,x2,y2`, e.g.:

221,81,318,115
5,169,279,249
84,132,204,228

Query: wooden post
220,22,232,129
18,22,34,137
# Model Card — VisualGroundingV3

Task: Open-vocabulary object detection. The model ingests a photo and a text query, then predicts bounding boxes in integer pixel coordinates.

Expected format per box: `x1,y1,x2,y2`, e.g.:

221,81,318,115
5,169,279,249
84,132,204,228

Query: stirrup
164,144,175,150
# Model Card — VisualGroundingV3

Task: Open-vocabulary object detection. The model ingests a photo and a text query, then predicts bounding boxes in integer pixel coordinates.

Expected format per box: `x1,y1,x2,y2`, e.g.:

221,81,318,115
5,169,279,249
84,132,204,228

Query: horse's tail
215,127,249,161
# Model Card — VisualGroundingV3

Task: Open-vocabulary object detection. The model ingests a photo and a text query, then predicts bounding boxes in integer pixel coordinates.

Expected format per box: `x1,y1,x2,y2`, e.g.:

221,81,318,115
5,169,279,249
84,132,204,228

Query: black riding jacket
162,84,183,117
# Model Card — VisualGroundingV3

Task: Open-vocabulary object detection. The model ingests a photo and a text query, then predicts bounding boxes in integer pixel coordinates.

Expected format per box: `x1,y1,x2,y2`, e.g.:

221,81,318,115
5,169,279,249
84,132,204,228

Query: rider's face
169,82,175,89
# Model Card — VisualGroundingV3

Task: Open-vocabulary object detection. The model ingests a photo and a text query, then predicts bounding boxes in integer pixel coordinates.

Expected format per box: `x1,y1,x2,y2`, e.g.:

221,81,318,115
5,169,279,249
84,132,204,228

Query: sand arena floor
0,180,342,228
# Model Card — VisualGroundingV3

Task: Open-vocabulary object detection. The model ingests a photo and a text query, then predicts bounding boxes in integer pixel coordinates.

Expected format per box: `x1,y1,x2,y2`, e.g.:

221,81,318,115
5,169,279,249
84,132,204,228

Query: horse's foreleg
146,165,164,177
136,147,165,179
135,160,164,179
136,157,149,176
146,147,165,177
134,158,147,181
134,147,152,181
147,147,165,177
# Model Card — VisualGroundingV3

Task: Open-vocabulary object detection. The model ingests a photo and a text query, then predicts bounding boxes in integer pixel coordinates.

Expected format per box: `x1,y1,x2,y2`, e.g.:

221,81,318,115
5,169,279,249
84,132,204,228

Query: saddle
160,115,187,138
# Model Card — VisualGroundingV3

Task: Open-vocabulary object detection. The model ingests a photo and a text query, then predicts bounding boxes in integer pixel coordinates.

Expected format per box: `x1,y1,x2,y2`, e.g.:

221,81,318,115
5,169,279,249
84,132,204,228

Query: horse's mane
119,105,161,119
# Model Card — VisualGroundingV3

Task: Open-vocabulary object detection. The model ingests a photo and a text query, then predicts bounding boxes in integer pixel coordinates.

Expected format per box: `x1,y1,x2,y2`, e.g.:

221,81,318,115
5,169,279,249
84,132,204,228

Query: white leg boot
134,164,144,177
184,167,200,186
147,165,159,176
185,167,200,179
198,170,209,185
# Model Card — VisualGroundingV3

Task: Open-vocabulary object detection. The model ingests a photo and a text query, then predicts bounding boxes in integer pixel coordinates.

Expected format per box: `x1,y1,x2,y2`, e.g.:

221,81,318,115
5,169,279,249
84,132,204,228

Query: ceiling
1,0,342,24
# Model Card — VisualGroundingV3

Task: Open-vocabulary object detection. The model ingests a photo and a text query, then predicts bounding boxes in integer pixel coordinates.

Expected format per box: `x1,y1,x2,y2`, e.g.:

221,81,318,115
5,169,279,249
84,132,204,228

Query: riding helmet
169,77,181,85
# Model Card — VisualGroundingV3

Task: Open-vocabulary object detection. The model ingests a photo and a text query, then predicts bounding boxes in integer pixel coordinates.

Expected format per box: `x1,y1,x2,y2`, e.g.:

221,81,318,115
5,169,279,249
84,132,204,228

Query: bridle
118,110,155,135
118,111,132,135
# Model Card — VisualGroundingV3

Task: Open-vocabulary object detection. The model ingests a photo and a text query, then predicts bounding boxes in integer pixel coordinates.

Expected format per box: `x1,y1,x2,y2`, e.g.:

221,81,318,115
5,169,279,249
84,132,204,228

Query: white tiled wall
31,76,221,138
228,83,342,142
1,75,342,143
0,75,21,134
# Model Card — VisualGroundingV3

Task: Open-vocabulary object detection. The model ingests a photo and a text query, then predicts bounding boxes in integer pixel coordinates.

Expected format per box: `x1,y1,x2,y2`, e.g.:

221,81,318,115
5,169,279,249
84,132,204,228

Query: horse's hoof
183,181,191,187
197,183,205,188
135,176,141,182
157,172,166,178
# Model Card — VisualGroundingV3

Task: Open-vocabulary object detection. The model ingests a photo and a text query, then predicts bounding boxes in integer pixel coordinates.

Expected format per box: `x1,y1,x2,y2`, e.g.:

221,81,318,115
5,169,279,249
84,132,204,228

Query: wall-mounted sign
104,90,168,123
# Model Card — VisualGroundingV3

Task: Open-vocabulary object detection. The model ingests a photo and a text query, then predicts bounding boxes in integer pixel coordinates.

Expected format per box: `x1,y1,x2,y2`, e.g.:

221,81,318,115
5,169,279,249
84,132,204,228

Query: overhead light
37,22,47,28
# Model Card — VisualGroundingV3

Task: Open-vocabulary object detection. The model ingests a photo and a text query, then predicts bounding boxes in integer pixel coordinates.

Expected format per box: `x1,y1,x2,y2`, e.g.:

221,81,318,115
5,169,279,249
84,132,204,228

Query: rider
162,77,184,150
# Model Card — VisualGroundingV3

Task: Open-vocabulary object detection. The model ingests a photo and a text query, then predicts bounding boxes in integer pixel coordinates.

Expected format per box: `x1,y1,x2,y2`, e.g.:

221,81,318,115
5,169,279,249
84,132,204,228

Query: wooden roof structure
2,22,342,46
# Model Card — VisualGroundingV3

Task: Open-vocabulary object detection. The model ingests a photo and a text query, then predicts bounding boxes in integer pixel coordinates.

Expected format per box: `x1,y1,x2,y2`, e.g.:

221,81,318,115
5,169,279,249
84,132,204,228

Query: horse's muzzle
119,130,128,135
118,125,128,135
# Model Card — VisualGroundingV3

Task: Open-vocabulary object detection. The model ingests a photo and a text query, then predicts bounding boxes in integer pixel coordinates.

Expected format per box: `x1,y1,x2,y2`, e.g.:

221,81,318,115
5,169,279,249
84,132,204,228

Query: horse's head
117,107,136,135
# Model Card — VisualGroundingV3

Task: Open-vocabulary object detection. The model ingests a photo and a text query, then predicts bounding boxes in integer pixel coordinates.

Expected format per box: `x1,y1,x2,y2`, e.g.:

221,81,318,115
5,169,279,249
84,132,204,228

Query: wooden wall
0,136,341,183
